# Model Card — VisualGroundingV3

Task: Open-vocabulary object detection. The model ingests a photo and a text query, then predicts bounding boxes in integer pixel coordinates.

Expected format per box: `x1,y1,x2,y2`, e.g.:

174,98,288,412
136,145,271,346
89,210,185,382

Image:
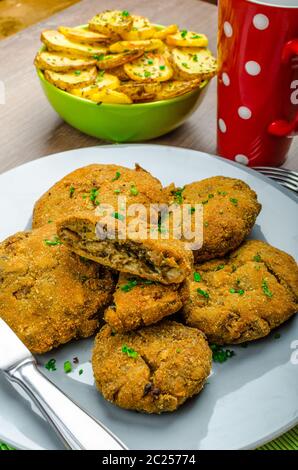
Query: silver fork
252,167,298,193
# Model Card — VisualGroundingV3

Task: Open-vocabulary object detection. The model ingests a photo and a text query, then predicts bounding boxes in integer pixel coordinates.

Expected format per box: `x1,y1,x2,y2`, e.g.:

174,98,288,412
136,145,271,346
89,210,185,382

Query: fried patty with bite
92,321,211,413
33,163,166,228
104,273,188,332
183,240,298,344
168,176,261,261
0,225,115,354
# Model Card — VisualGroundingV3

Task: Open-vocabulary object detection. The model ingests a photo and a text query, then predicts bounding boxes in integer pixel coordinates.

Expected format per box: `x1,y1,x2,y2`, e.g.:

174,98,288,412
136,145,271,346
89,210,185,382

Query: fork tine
256,170,298,184
278,181,298,193
253,166,298,178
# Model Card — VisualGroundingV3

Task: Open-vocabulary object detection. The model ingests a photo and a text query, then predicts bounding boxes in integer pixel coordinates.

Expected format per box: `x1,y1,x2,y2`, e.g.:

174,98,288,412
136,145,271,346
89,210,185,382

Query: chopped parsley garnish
217,190,227,195
230,198,238,206
204,221,209,227
172,187,184,204
274,332,281,339
92,54,101,60
113,211,125,221
191,34,201,39
45,358,56,371
89,188,100,205
122,10,130,17
147,59,153,65
64,361,72,374
193,54,198,62
181,62,189,68
112,171,121,181
229,288,245,295
47,219,53,224
208,193,214,199
202,200,209,205
144,70,151,77
181,29,188,38
159,65,165,70
211,344,235,363
0,442,14,450
44,236,62,246
197,288,209,299
262,279,273,298
97,70,105,78
214,264,225,271
79,369,84,375
176,348,181,353
74,70,81,75
193,272,201,282
120,279,138,292
114,189,121,194
189,207,196,214
121,344,138,358
69,185,75,198
253,254,262,262
130,185,139,196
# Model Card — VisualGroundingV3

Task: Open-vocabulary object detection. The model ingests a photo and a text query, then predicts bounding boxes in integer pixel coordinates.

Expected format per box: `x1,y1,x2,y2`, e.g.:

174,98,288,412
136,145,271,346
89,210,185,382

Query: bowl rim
35,23,210,109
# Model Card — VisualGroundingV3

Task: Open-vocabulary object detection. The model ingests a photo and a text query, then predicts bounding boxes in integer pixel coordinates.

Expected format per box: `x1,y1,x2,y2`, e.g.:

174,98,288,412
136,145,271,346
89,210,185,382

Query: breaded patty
33,163,166,228
92,321,211,413
183,240,298,344
168,176,261,261
57,211,193,284
0,225,115,354
104,273,188,332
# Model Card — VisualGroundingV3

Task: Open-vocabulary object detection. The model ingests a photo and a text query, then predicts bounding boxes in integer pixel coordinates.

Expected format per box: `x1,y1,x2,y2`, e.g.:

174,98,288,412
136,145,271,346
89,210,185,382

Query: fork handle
5,359,126,450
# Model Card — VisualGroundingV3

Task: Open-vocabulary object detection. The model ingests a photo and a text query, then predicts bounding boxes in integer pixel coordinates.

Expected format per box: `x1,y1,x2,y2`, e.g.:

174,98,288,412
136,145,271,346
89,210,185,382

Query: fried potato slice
155,79,201,101
166,30,208,47
44,66,98,91
117,81,161,102
88,88,132,104
124,52,173,82
121,15,156,40
97,50,143,69
58,26,109,43
70,73,120,99
109,65,130,81
109,39,163,53
154,24,178,40
89,10,133,36
171,47,217,81
34,51,97,72
41,30,107,57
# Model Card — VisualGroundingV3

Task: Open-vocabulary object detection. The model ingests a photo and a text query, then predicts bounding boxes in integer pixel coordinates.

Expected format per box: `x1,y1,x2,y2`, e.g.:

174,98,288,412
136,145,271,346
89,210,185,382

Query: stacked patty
0,163,297,414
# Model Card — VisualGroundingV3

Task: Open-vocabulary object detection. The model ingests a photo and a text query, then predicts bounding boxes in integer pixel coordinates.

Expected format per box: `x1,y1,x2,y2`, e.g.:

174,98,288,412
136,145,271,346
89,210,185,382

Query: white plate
0,144,297,450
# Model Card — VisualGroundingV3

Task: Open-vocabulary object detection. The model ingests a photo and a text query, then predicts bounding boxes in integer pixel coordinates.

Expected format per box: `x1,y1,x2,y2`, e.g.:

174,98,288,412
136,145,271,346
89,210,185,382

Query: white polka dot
222,72,230,86
223,21,233,38
218,118,227,133
235,154,249,165
238,106,252,120
245,61,261,76
253,14,269,30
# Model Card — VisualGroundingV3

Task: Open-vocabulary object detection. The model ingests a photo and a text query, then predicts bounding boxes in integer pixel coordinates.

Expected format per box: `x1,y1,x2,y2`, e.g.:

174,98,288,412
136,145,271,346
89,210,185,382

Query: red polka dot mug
217,0,298,167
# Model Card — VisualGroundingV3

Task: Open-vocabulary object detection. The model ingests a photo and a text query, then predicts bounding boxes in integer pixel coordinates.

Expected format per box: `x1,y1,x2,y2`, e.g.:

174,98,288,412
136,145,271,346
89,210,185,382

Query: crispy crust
0,225,115,354
169,176,262,261
104,273,188,332
92,321,211,413
33,163,166,228
183,240,298,344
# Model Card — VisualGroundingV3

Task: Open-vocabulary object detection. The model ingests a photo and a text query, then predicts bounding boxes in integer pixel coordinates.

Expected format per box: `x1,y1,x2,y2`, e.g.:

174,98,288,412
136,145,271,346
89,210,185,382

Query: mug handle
268,39,298,137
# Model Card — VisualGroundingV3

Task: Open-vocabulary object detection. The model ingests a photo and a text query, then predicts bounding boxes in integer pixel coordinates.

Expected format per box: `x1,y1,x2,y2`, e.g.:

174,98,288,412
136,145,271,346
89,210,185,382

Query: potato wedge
97,50,143,69
34,51,97,72
44,66,98,91
109,39,163,53
58,26,109,43
88,88,132,104
121,15,156,40
124,52,173,82
89,10,133,36
154,24,178,40
41,30,107,57
109,65,130,81
166,30,208,47
171,47,217,81
70,73,120,99
117,81,161,102
155,79,201,101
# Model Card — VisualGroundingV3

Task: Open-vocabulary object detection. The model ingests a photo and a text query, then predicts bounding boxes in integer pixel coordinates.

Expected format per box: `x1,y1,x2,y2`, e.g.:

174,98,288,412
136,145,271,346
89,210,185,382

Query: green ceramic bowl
36,50,209,142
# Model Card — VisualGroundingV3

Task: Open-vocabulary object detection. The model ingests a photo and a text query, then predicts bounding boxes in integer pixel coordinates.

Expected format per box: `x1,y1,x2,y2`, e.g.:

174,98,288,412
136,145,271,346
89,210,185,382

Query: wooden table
0,0,297,174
